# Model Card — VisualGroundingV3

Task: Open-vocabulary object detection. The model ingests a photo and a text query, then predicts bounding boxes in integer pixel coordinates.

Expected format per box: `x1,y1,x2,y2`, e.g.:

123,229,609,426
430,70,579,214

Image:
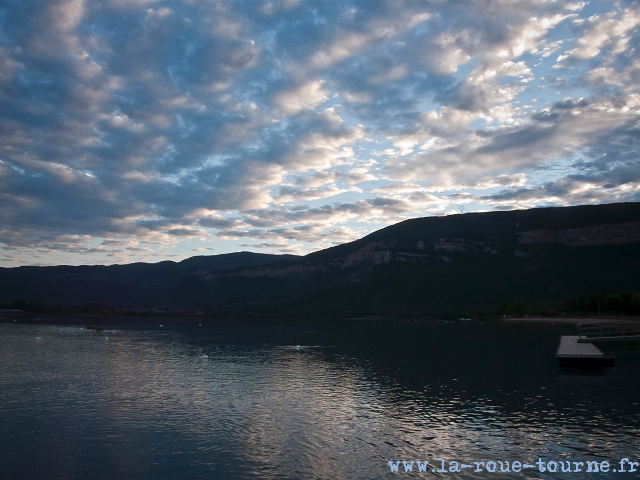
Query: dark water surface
1,318,639,479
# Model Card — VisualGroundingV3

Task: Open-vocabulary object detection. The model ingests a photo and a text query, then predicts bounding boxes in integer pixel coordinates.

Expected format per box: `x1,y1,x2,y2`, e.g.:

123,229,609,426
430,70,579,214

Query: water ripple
1,320,639,479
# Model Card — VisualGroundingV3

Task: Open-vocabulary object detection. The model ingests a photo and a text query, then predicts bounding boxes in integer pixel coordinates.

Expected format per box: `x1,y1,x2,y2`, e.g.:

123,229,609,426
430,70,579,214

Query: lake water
1,318,639,479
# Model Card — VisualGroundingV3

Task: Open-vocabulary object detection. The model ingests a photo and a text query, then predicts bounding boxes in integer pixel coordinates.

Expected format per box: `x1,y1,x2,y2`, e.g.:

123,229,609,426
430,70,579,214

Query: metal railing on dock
576,321,640,342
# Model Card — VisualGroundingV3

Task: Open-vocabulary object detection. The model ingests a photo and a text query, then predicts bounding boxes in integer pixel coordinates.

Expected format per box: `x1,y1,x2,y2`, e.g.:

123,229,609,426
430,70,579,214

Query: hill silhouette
2,202,640,318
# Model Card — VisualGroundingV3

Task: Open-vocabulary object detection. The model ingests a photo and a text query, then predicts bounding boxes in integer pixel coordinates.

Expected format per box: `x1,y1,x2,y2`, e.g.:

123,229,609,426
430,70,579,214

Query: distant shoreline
3,312,640,325
502,316,640,324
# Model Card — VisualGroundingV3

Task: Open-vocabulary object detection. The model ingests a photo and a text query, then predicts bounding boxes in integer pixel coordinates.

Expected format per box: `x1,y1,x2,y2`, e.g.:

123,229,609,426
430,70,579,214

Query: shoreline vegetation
502,316,640,324
0,310,640,325
2,289,640,323
5,292,635,322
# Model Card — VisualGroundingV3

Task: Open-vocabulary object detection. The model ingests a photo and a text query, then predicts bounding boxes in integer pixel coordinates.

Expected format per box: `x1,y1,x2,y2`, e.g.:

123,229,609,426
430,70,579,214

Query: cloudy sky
1,0,639,266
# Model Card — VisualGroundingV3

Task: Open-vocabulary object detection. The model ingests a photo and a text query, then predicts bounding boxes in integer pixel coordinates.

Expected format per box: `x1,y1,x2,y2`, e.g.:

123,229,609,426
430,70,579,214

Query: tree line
495,290,640,317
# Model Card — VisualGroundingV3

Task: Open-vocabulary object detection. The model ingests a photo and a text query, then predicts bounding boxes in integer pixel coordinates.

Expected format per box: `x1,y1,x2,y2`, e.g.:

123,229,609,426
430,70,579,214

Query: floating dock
556,335,615,367
576,321,640,343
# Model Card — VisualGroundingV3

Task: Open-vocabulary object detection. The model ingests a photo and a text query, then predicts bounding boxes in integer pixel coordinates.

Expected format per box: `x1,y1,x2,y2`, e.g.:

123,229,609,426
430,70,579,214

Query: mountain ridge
2,202,640,317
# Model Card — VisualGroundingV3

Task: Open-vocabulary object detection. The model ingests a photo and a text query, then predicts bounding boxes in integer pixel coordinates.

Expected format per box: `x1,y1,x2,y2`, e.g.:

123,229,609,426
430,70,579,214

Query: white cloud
275,80,330,115
560,4,640,61
273,184,362,205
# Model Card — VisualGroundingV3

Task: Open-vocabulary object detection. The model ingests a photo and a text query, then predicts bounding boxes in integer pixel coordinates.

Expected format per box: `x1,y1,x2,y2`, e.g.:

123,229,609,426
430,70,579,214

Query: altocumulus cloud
1,0,639,265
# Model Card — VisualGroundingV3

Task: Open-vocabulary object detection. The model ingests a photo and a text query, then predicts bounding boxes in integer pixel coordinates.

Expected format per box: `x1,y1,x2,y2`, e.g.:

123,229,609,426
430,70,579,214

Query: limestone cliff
342,242,391,268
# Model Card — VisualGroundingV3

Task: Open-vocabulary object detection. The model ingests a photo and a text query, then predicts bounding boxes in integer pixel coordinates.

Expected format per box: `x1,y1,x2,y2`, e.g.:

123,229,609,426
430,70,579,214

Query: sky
1,0,639,267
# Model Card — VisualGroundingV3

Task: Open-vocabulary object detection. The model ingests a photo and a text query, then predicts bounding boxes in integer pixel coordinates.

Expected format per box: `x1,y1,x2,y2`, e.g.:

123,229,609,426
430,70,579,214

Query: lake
1,317,639,479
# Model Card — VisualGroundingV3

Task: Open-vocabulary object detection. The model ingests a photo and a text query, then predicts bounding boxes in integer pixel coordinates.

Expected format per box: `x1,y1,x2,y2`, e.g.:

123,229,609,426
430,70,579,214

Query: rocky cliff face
342,242,391,268
200,220,640,280
518,221,640,246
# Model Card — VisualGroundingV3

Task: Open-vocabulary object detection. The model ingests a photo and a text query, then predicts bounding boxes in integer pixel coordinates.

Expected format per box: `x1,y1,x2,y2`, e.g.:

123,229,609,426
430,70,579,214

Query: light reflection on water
0,319,639,479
